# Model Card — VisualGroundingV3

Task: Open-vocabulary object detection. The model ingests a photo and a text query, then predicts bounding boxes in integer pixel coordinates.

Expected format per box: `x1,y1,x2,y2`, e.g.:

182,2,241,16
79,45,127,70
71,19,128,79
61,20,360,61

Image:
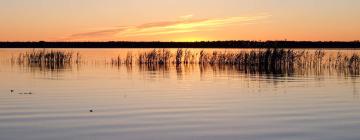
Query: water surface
1,48,360,140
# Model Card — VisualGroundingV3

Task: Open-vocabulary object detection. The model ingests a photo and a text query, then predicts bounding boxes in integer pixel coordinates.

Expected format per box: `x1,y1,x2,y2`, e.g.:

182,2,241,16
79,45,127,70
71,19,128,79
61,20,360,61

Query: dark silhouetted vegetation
109,48,360,74
1,40,360,48
11,48,360,76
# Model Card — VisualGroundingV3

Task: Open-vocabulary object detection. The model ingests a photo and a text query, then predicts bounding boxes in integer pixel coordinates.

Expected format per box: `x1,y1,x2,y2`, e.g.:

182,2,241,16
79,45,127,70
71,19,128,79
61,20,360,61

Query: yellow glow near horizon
60,15,268,41
174,37,208,42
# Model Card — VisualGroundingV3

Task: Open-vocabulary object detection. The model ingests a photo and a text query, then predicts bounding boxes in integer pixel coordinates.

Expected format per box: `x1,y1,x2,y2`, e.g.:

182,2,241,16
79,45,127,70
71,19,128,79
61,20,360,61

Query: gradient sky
0,0,359,41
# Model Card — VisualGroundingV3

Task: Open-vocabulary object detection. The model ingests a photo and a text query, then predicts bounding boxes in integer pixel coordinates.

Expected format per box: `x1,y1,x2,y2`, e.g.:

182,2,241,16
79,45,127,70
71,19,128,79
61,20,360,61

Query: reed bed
10,48,360,76
110,48,360,69
11,48,360,73
17,48,360,69
16,49,360,71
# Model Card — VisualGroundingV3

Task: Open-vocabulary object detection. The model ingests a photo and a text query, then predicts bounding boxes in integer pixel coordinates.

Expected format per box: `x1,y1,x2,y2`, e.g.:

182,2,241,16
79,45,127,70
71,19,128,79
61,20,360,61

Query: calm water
1,49,360,140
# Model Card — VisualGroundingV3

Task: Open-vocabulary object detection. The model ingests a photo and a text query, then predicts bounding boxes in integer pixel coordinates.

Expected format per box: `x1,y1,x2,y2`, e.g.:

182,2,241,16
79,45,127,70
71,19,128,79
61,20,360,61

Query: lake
1,48,360,140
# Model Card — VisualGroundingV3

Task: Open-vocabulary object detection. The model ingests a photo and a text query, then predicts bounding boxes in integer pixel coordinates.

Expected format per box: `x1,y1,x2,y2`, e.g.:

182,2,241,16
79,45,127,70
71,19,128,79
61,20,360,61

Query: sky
0,0,359,42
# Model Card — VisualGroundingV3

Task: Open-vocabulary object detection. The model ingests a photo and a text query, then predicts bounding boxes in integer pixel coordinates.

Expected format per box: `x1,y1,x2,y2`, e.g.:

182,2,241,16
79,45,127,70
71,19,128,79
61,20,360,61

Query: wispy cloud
61,14,270,41
70,27,127,38
180,14,194,20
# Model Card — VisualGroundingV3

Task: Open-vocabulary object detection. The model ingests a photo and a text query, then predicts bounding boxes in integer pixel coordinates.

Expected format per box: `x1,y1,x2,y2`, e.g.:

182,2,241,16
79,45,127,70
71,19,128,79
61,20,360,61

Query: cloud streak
62,14,270,41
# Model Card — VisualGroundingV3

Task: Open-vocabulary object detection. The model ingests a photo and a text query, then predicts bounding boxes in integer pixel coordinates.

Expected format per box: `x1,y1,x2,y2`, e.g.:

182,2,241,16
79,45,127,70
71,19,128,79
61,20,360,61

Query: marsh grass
133,49,294,65
108,48,360,75
16,48,360,72
16,50,80,70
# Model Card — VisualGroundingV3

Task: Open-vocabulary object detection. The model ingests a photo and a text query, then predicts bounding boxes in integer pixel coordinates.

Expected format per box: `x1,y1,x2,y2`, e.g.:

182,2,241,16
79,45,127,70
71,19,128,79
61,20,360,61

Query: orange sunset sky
0,0,359,42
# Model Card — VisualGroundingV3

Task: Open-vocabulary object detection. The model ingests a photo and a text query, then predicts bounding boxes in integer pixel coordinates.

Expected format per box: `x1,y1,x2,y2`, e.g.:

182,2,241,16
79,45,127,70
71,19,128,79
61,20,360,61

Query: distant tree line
0,41,359,48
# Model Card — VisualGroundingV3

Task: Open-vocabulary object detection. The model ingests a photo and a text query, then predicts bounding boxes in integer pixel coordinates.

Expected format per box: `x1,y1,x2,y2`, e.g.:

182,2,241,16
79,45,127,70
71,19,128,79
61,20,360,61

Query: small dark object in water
89,110,93,112
10,90,14,93
16,92,33,95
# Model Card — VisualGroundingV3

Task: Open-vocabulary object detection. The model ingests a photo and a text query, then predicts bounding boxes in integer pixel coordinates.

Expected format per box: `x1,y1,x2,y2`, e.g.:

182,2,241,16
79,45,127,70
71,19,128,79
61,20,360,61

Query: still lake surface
1,48,360,140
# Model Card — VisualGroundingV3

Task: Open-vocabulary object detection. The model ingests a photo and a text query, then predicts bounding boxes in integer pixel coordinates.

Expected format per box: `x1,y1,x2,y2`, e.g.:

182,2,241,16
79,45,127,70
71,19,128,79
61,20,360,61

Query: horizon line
1,40,360,43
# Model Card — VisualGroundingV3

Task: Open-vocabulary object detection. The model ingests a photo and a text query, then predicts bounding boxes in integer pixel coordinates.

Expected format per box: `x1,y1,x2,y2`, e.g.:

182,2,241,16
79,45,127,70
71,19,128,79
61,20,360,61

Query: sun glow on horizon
173,37,209,42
